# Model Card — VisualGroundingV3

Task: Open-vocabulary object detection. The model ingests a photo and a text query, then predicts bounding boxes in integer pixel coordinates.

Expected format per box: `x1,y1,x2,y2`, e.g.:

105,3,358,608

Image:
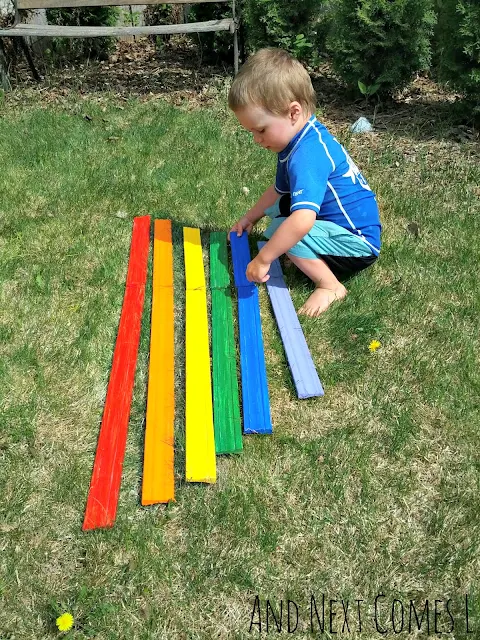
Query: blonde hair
228,48,316,116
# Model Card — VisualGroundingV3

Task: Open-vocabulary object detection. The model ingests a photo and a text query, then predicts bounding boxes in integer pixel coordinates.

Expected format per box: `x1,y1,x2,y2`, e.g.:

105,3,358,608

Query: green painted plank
210,231,230,288
210,232,243,454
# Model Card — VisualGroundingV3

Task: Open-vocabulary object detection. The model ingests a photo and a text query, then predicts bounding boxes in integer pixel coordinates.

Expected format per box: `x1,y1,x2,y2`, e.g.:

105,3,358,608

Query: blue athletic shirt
275,115,381,255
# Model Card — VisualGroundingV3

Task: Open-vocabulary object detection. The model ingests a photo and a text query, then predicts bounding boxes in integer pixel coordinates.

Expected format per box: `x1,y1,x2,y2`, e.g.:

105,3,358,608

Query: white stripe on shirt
316,128,336,172
290,201,321,212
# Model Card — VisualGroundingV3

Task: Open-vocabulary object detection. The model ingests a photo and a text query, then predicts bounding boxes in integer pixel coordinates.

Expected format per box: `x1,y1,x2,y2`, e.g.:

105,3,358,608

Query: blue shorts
263,197,378,279
264,200,374,260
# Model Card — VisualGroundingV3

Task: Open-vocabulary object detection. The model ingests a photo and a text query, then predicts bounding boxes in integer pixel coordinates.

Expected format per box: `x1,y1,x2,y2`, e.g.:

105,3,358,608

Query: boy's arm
231,184,278,235
246,209,316,282
246,184,279,223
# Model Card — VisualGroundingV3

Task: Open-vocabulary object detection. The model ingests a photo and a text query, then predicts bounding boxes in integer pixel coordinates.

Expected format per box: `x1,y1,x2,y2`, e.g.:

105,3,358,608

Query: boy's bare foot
298,284,347,317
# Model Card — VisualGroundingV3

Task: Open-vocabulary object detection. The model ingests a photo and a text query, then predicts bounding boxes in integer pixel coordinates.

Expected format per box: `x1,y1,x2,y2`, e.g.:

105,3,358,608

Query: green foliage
188,3,235,64
326,0,436,96
358,80,381,100
433,0,480,105
242,0,326,62
46,6,119,61
292,33,313,58
187,0,330,66
143,2,176,26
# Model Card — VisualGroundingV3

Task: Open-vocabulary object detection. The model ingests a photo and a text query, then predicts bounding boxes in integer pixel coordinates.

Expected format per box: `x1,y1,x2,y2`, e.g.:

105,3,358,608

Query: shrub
326,0,436,96
143,2,177,26
188,3,234,64
242,0,325,62
189,0,330,66
144,3,184,50
46,6,119,61
433,0,480,104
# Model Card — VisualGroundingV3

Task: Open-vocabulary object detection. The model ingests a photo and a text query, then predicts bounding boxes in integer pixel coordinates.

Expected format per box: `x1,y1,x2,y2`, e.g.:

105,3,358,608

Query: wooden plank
210,232,242,454
142,220,175,506
230,230,251,288
183,228,216,483
18,0,229,7
229,232,272,435
258,242,324,399
83,215,150,531
18,0,231,9
210,231,230,289
4,18,233,36
184,226,206,291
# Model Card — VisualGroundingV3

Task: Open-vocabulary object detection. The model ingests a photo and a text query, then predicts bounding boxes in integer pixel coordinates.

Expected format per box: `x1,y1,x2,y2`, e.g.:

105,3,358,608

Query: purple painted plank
258,242,324,399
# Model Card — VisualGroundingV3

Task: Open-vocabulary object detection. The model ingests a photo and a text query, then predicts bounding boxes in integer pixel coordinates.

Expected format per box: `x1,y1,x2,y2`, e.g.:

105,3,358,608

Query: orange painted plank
142,219,175,505
83,215,150,530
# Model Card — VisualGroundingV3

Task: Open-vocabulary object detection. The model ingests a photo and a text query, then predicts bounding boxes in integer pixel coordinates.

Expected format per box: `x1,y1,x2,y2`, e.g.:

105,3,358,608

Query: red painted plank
83,215,150,530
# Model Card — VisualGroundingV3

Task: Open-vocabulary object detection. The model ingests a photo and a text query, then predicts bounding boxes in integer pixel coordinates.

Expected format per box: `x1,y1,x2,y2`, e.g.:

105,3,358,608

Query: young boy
228,48,381,317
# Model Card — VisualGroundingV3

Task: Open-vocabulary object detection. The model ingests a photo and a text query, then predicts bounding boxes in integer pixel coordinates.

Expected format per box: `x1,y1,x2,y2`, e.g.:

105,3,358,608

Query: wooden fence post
0,40,12,90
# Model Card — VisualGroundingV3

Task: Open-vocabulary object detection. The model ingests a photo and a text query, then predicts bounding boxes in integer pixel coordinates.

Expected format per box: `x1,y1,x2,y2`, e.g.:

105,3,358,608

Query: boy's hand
246,255,271,283
229,214,254,237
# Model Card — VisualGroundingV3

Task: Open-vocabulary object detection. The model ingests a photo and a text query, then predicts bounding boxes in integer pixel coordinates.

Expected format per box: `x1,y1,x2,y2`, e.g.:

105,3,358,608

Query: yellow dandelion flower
368,339,381,353
56,612,74,632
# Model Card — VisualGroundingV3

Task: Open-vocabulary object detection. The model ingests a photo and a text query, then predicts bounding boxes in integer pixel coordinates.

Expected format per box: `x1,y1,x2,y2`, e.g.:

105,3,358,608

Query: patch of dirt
4,38,229,108
309,63,478,145
3,37,478,147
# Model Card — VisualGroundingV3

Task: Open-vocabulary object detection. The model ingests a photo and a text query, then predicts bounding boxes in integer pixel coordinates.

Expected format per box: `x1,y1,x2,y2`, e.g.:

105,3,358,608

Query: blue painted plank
258,242,324,399
230,232,272,434
230,231,253,288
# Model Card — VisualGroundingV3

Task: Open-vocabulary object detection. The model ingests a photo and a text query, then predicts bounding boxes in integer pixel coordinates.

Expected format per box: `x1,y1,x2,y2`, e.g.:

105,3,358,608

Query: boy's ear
289,101,303,123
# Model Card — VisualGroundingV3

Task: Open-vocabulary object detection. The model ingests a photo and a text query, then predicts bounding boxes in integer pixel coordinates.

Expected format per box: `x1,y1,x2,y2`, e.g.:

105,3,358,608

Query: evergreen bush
433,0,480,104
326,0,436,96
188,3,234,64
242,0,325,61
190,0,330,66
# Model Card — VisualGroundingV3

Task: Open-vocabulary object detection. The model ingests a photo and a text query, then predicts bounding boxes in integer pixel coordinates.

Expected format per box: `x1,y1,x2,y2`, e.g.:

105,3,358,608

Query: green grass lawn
1,86,480,639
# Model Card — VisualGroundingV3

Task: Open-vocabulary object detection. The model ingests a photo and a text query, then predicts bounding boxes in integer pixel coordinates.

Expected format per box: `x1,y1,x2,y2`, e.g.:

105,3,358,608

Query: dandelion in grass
369,339,381,353
56,612,74,632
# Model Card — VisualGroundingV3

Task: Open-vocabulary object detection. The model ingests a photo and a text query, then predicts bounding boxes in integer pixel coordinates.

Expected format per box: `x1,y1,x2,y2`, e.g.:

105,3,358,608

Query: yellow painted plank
183,226,207,291
142,220,175,504
183,228,216,483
